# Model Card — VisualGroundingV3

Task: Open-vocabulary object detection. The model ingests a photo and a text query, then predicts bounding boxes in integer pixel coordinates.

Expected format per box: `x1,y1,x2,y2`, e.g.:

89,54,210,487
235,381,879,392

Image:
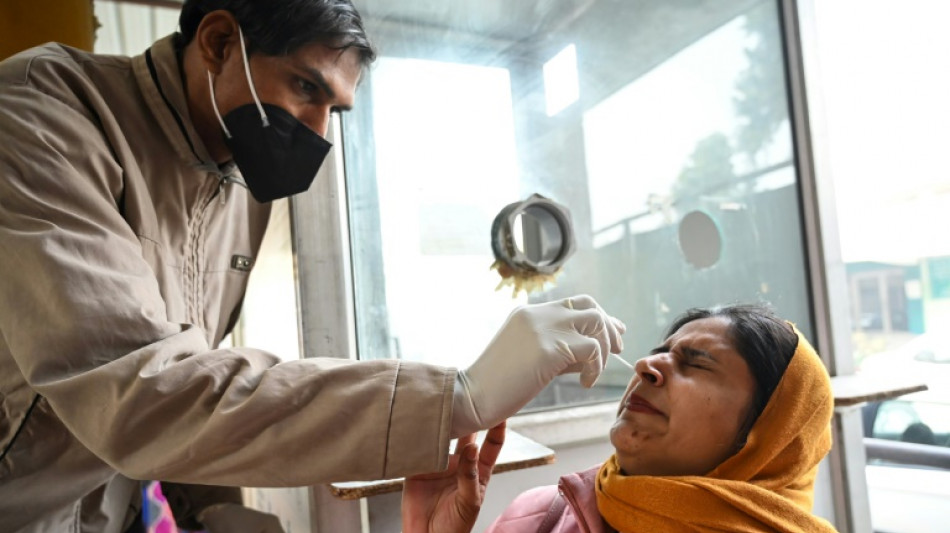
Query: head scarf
595,325,837,532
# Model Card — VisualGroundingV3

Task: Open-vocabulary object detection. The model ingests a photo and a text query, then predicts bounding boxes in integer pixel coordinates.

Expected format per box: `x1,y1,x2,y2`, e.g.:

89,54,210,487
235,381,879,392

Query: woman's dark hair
178,0,377,66
666,303,797,446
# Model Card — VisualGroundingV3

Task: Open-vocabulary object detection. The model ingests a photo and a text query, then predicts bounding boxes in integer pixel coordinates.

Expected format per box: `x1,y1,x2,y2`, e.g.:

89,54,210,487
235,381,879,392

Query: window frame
785,0,873,530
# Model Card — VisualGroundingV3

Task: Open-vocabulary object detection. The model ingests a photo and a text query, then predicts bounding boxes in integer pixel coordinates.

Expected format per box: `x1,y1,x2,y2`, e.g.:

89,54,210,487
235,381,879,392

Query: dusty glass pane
344,0,810,410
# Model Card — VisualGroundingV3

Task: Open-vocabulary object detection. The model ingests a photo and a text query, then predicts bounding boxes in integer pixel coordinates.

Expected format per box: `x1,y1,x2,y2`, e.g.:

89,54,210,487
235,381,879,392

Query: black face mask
208,28,332,203
220,102,332,203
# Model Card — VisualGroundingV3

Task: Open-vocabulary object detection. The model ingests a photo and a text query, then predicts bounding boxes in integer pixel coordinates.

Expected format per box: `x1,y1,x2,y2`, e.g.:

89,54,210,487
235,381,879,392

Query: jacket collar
560,465,611,533
131,33,228,175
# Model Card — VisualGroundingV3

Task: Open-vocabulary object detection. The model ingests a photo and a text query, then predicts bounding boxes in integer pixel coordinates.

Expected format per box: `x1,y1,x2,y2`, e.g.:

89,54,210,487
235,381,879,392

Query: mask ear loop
236,26,270,127
207,71,232,139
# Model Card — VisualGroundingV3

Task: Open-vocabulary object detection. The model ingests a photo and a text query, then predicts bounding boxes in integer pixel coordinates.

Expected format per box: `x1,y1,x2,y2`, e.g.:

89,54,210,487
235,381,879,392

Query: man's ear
193,10,240,76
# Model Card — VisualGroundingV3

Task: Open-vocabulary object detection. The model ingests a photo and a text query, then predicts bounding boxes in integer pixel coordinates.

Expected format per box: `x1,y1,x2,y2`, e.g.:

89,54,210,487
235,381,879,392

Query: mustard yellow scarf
595,327,837,532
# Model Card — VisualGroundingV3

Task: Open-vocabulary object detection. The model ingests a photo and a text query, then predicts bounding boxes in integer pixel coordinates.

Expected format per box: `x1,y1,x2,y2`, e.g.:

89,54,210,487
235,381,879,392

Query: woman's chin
609,432,643,473
609,419,645,452
612,452,645,476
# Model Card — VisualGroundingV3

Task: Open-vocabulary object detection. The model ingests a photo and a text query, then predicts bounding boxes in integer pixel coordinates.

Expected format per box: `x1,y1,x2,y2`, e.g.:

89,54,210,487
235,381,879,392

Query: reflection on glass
354,56,523,367
543,43,579,116
344,0,809,411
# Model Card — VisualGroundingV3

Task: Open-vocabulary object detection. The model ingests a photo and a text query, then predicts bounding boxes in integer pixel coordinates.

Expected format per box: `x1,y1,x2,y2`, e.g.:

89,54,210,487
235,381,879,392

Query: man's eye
297,78,319,94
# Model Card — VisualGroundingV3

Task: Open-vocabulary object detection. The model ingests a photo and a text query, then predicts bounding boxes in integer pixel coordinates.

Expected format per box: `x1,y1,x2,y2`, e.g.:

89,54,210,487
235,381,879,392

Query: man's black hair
178,0,376,66
665,303,798,446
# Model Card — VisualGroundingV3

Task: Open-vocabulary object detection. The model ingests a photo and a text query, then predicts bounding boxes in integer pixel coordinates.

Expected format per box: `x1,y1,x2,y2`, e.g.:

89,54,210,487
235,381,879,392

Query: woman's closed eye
675,348,715,371
678,357,709,371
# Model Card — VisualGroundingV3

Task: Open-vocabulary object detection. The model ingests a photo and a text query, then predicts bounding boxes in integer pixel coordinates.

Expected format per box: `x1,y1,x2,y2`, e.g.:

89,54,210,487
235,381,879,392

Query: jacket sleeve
0,72,453,486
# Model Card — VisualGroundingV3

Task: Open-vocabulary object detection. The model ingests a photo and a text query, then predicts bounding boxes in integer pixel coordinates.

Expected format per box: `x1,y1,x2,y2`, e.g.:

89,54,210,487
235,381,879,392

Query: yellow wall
0,0,96,61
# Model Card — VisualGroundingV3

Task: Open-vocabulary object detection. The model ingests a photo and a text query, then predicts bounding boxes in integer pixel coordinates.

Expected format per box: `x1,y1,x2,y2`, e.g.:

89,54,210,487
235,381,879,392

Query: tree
672,131,737,204
733,4,787,165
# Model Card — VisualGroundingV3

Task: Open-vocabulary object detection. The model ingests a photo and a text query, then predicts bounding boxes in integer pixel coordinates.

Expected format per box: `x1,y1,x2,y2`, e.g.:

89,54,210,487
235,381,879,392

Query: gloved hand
451,295,625,437
197,502,285,533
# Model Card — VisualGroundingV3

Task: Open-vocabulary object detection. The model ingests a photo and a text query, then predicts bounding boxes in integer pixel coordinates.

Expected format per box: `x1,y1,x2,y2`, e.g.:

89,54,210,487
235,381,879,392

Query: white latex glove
197,502,285,533
451,295,625,437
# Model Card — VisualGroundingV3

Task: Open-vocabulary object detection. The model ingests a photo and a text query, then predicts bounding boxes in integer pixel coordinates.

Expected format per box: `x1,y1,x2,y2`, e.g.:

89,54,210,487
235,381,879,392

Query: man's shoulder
0,42,132,98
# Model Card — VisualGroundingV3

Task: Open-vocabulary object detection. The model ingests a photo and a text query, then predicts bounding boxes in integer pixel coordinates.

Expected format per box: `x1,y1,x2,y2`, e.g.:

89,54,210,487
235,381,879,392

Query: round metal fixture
490,194,576,296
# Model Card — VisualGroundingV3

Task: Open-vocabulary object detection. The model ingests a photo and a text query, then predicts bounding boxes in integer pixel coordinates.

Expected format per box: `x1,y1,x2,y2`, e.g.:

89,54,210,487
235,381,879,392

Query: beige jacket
0,35,454,533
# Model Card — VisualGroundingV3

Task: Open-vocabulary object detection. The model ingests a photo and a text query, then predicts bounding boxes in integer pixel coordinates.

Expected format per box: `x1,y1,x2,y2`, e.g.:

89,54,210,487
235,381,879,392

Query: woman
402,304,837,532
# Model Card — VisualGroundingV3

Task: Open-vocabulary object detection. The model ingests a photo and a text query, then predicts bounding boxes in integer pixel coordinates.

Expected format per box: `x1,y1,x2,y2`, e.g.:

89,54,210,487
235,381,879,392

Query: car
858,333,950,386
858,333,950,533
862,389,950,533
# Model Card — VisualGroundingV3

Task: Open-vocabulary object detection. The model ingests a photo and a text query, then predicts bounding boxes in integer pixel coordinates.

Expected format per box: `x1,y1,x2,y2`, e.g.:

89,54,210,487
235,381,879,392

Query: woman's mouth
625,393,665,416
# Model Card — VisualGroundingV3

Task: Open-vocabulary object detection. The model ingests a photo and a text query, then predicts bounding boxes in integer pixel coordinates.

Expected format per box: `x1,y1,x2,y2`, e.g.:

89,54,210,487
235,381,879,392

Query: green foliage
733,4,787,164
672,3,787,204
673,132,737,202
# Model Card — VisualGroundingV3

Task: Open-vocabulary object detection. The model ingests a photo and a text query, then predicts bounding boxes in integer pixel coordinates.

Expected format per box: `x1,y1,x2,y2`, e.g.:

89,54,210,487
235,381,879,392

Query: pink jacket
486,465,614,533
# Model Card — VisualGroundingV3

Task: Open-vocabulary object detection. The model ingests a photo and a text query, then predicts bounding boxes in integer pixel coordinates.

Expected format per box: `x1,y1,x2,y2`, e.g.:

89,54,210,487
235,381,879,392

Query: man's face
609,316,756,477
212,38,362,139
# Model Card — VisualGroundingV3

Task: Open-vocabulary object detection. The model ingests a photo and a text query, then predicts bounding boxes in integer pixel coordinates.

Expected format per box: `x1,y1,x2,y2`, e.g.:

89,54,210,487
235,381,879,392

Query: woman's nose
634,354,666,386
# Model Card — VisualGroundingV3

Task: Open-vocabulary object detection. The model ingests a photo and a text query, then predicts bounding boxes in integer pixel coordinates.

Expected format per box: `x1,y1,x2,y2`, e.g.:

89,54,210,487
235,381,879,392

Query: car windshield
869,393,950,447
914,347,950,364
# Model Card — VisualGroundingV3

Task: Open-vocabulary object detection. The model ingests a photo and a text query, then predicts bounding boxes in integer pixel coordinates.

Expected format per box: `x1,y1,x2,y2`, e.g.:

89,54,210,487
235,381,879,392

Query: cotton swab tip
611,352,635,370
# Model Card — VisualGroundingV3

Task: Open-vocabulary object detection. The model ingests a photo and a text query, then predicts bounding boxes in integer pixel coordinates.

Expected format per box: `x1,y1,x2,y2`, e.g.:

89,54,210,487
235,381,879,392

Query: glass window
813,0,950,393
92,1,180,56
811,1,950,530
344,0,812,412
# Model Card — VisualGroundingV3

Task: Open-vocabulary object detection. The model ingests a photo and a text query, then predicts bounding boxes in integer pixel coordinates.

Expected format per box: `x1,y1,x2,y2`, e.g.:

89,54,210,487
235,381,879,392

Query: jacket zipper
216,175,247,205
184,175,223,330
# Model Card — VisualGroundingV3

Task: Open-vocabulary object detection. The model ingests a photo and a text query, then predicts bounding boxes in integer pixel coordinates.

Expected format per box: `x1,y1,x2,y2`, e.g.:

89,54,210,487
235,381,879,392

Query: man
0,1,625,532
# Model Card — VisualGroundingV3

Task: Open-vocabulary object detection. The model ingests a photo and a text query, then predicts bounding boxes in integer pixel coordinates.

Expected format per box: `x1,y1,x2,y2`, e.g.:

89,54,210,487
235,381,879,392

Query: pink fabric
486,465,608,533
144,482,178,533
143,482,205,533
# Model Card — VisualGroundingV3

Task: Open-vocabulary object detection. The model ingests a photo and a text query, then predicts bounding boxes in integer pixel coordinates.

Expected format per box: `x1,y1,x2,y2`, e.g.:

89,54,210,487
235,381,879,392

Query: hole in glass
678,210,722,269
